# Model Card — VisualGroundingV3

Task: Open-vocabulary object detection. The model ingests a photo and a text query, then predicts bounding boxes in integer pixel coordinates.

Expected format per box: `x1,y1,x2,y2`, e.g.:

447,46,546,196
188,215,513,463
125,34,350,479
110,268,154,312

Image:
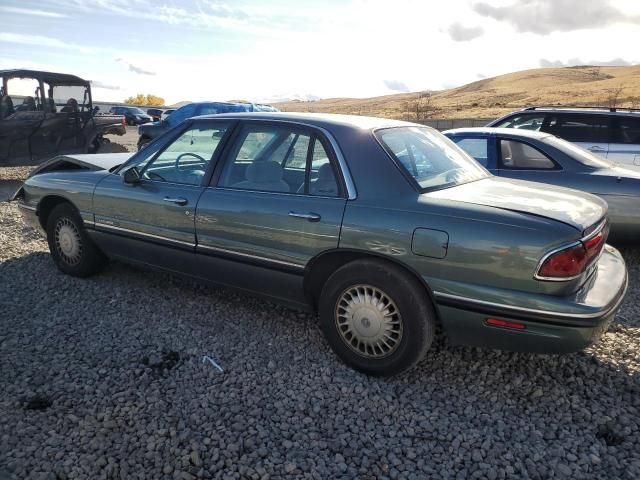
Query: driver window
141,123,229,185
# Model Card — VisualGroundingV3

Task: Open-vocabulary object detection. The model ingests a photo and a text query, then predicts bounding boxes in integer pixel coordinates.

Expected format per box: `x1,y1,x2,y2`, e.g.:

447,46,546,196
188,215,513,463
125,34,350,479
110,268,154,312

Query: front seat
232,160,290,192
0,96,15,119
22,96,37,111
61,98,78,113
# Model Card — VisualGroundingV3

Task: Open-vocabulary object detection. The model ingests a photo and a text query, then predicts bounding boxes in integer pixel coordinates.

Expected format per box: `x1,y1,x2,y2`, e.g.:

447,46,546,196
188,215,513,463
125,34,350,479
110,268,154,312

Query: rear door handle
289,211,321,222
588,146,605,152
163,197,188,206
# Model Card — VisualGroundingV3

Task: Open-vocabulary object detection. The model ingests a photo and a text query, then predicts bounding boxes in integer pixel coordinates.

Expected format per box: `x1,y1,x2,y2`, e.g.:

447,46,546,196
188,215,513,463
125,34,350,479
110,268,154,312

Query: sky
1,0,640,105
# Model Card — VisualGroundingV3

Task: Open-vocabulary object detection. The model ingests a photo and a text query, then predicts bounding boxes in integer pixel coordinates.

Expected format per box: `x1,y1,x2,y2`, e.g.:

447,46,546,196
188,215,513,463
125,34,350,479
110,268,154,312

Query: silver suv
488,107,640,166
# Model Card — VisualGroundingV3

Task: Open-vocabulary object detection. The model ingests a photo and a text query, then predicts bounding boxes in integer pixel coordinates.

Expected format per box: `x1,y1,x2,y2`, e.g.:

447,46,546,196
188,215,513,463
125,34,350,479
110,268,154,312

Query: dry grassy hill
273,65,640,121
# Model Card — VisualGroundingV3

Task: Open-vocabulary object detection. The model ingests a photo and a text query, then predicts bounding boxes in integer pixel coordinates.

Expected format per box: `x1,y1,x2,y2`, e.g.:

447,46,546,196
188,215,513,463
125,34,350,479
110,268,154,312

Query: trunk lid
426,177,606,232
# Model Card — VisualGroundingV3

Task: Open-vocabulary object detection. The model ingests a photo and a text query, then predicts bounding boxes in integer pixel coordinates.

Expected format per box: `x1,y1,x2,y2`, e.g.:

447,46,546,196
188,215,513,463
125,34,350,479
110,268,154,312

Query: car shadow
0,180,22,202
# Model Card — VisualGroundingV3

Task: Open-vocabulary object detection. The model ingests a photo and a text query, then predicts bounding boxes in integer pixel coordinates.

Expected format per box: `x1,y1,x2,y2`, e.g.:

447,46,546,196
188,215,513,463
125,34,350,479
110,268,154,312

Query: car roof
0,69,89,86
502,107,640,117
192,112,419,130
444,127,553,139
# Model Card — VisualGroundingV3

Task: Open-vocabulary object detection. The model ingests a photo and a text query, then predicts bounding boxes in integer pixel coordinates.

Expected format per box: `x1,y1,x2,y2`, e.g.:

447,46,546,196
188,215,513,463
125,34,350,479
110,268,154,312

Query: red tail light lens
538,244,587,278
537,229,606,280
584,232,605,265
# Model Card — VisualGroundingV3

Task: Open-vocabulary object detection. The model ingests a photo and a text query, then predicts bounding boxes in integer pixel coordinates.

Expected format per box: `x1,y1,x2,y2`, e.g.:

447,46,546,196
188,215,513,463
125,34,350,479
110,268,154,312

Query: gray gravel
1,195,639,479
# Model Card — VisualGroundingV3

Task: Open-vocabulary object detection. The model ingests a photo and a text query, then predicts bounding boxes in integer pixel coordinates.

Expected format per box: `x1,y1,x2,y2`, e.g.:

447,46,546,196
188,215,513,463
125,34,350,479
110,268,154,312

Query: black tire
46,203,107,277
319,259,436,376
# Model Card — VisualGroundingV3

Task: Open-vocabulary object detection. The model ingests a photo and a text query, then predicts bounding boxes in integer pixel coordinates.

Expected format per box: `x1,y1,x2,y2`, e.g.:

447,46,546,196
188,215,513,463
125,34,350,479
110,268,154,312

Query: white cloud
0,6,67,17
474,0,640,34
448,23,484,41
90,80,120,90
0,32,95,54
384,80,410,93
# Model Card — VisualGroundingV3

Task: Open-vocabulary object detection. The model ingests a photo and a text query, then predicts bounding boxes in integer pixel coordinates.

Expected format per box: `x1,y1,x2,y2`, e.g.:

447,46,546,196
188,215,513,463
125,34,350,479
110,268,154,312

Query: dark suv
488,107,640,166
109,106,153,126
137,101,279,149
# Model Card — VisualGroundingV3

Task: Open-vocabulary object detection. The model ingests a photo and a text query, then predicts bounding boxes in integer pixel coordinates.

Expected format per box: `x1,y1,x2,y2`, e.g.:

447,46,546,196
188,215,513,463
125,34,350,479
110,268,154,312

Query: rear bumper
434,245,628,353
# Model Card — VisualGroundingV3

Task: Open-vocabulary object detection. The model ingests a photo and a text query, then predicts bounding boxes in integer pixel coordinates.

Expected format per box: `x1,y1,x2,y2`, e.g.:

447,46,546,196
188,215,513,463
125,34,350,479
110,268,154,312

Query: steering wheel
444,168,465,183
175,152,207,171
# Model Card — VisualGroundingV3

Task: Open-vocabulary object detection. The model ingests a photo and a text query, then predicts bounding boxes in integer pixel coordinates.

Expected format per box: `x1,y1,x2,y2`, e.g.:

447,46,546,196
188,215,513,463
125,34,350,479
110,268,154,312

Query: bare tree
413,91,434,121
607,86,624,109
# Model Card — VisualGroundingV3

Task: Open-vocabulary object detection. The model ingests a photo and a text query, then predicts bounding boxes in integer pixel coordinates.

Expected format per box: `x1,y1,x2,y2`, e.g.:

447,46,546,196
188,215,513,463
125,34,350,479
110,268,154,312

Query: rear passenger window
499,140,556,170
218,125,340,197
542,114,610,143
613,117,640,144
453,137,489,167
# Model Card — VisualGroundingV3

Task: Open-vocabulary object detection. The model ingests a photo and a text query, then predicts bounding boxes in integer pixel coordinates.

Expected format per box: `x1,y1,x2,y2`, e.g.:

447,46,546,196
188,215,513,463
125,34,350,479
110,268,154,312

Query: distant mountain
272,65,640,120
257,93,322,104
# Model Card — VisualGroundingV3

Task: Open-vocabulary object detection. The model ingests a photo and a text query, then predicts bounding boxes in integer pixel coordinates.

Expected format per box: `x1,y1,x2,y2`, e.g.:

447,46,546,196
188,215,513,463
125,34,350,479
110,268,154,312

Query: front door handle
588,146,605,152
163,196,188,206
289,211,321,222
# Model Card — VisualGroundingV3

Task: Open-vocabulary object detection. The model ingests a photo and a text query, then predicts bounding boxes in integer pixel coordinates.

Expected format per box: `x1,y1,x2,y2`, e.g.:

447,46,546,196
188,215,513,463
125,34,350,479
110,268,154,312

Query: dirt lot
0,165,639,479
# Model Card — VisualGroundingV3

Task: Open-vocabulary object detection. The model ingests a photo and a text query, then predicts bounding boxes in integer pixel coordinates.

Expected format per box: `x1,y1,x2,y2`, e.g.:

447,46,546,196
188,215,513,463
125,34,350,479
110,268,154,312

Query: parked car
0,69,126,161
146,108,164,121
109,106,153,126
444,127,640,241
137,101,279,150
487,106,640,166
160,109,175,122
11,113,627,376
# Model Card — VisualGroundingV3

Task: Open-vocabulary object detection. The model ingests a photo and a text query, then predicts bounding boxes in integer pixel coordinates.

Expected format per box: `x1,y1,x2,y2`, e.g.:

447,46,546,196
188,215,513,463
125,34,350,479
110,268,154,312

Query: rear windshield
544,136,612,169
375,127,489,191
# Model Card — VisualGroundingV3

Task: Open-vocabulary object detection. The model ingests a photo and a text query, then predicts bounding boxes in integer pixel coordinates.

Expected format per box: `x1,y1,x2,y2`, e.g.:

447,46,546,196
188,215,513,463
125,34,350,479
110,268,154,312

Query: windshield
544,136,612,169
128,107,146,115
376,127,489,191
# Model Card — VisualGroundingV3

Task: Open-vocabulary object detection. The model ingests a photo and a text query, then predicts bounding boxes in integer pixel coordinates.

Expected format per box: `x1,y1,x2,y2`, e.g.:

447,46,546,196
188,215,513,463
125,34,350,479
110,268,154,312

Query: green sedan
11,113,628,376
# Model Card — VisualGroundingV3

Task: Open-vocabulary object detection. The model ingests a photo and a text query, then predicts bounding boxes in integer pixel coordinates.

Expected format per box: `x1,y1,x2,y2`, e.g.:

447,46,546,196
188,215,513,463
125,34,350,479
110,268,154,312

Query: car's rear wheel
319,259,436,376
46,203,107,277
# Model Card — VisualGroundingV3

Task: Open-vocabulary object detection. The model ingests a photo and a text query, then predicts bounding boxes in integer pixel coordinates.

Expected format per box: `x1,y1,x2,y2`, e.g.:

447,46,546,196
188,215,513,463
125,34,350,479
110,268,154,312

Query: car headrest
246,161,283,183
317,162,334,181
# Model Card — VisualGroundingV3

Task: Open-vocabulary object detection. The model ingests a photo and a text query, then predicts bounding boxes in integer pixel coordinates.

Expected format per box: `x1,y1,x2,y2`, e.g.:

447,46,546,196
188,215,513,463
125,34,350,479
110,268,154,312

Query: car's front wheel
46,203,107,277
319,259,436,376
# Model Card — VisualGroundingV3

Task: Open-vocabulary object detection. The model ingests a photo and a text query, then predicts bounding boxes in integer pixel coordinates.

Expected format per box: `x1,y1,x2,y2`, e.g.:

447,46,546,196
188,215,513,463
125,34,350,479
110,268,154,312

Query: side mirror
122,166,141,184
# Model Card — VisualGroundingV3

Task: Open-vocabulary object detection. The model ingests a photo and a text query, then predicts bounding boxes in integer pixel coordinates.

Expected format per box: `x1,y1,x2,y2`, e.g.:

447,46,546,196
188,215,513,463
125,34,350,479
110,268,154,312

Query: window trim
496,137,562,171
209,119,349,199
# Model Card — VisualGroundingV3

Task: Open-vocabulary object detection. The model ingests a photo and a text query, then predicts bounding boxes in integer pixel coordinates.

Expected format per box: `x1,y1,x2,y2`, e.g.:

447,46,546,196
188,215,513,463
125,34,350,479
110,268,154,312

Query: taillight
584,231,605,265
538,243,587,278
537,229,606,280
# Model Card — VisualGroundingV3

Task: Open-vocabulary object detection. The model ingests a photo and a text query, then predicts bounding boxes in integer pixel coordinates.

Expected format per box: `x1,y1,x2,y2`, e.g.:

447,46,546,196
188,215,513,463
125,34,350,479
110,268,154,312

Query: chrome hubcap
335,285,403,358
54,218,82,265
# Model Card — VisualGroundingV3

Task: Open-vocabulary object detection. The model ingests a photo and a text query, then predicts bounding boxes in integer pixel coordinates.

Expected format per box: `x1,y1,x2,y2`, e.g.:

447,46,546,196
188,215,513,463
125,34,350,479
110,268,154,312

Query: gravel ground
0,178,639,479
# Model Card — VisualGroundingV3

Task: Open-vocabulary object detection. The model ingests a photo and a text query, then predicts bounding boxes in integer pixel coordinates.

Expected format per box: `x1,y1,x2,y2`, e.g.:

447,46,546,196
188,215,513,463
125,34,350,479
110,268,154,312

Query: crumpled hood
426,177,606,232
29,153,133,177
